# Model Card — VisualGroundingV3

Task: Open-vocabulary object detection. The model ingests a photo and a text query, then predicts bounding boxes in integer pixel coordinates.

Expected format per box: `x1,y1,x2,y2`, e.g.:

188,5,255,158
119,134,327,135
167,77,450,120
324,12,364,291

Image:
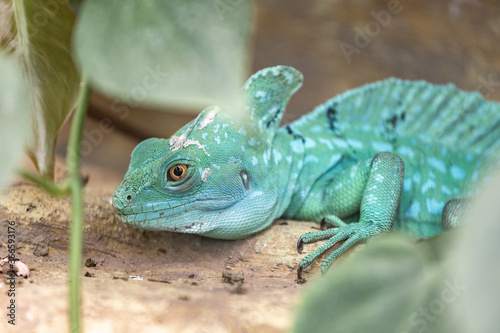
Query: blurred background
55,0,500,184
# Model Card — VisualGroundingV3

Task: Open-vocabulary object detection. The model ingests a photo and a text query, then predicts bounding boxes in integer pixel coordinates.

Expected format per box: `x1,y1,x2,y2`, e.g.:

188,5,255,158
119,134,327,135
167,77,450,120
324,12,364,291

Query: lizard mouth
111,196,219,233
111,189,242,233
113,208,209,233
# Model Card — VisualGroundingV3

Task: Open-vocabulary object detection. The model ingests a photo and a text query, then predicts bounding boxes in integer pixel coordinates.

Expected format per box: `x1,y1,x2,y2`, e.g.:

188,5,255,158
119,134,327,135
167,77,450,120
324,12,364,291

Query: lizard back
281,78,500,238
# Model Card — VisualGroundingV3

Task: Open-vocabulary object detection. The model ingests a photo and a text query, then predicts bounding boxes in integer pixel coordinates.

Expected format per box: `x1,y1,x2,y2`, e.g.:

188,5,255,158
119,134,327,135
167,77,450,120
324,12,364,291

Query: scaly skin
113,66,500,278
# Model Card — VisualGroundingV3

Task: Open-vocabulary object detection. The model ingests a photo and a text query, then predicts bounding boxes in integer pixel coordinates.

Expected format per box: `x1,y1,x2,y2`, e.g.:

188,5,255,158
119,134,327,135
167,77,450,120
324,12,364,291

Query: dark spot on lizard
326,105,338,131
387,114,398,127
285,124,305,143
401,111,406,121
240,170,250,190
266,108,282,128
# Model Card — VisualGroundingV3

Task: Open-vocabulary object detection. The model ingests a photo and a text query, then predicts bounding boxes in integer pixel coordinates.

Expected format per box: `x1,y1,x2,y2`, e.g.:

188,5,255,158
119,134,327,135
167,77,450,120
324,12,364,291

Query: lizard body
113,66,500,276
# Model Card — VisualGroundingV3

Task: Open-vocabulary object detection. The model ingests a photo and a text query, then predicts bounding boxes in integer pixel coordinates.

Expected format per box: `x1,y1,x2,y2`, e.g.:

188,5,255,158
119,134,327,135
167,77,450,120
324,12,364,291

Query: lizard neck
263,127,307,219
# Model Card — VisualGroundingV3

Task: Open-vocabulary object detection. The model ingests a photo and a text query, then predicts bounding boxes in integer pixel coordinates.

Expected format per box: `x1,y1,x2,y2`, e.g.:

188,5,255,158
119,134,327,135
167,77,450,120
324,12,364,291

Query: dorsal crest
243,66,303,136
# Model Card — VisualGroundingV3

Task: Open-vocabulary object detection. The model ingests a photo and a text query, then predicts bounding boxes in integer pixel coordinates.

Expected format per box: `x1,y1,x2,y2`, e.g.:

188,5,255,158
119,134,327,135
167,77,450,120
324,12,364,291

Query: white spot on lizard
201,168,211,182
441,185,452,195
304,138,316,148
350,164,359,178
427,156,446,173
283,70,294,84
413,171,421,183
318,138,333,150
290,141,304,154
450,165,466,180
238,126,247,136
404,178,412,191
372,141,393,152
332,138,348,149
170,133,210,156
347,138,363,149
405,201,421,218
263,149,271,166
311,125,322,133
273,149,282,164
398,146,415,159
255,90,267,103
197,107,219,130
305,155,319,163
426,198,445,215
421,179,436,194
213,124,220,134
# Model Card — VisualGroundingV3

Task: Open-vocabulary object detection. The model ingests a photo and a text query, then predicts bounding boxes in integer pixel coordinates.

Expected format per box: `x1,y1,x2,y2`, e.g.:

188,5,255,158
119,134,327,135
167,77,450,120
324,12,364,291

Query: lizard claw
297,223,373,276
297,237,304,254
297,265,304,280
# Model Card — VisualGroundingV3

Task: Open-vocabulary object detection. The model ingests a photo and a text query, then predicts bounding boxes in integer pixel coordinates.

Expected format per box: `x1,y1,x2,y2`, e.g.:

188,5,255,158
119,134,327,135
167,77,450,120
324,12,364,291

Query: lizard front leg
441,198,471,230
297,152,404,279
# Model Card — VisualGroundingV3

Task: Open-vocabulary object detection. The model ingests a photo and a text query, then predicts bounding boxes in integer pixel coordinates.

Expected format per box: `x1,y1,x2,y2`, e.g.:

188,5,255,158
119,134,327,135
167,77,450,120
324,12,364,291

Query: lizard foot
296,223,376,279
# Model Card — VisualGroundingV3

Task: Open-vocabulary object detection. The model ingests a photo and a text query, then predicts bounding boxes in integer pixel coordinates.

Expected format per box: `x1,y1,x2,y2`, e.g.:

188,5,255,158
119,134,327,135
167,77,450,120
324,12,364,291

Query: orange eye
168,164,188,181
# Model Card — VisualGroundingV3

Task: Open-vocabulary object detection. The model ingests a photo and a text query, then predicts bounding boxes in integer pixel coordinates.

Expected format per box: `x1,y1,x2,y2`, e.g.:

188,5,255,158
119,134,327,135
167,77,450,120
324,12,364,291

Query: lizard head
112,66,303,239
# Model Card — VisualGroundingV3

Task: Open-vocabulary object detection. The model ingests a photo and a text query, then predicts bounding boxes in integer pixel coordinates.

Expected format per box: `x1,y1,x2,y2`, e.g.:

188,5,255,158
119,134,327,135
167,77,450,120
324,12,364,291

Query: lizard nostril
126,195,132,201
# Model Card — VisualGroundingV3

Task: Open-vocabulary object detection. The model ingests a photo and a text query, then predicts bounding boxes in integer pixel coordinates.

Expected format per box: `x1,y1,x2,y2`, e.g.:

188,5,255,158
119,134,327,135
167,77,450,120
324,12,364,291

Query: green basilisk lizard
113,66,500,278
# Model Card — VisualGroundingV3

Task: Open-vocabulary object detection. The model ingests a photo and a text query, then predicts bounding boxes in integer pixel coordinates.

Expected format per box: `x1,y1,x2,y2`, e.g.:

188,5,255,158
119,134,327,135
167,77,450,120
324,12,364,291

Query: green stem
16,169,70,196
67,78,90,333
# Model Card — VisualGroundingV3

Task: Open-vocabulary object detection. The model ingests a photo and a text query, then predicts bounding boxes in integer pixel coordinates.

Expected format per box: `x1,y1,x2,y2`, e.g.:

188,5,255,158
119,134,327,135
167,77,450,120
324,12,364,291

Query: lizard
112,65,500,279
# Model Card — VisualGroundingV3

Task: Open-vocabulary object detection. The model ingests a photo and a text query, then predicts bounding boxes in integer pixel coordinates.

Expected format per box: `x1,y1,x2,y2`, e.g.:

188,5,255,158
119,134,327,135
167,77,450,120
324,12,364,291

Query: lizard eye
168,164,188,181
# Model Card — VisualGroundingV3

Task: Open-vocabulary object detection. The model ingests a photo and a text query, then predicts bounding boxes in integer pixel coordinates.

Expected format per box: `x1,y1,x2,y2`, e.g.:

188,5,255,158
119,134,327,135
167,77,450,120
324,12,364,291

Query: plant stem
16,169,70,196
67,78,90,333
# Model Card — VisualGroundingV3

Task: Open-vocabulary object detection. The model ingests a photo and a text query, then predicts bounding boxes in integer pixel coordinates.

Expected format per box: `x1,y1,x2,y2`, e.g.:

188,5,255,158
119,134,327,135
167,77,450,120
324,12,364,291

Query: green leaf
0,53,32,189
0,0,80,179
292,233,467,333
452,171,500,332
74,0,252,115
